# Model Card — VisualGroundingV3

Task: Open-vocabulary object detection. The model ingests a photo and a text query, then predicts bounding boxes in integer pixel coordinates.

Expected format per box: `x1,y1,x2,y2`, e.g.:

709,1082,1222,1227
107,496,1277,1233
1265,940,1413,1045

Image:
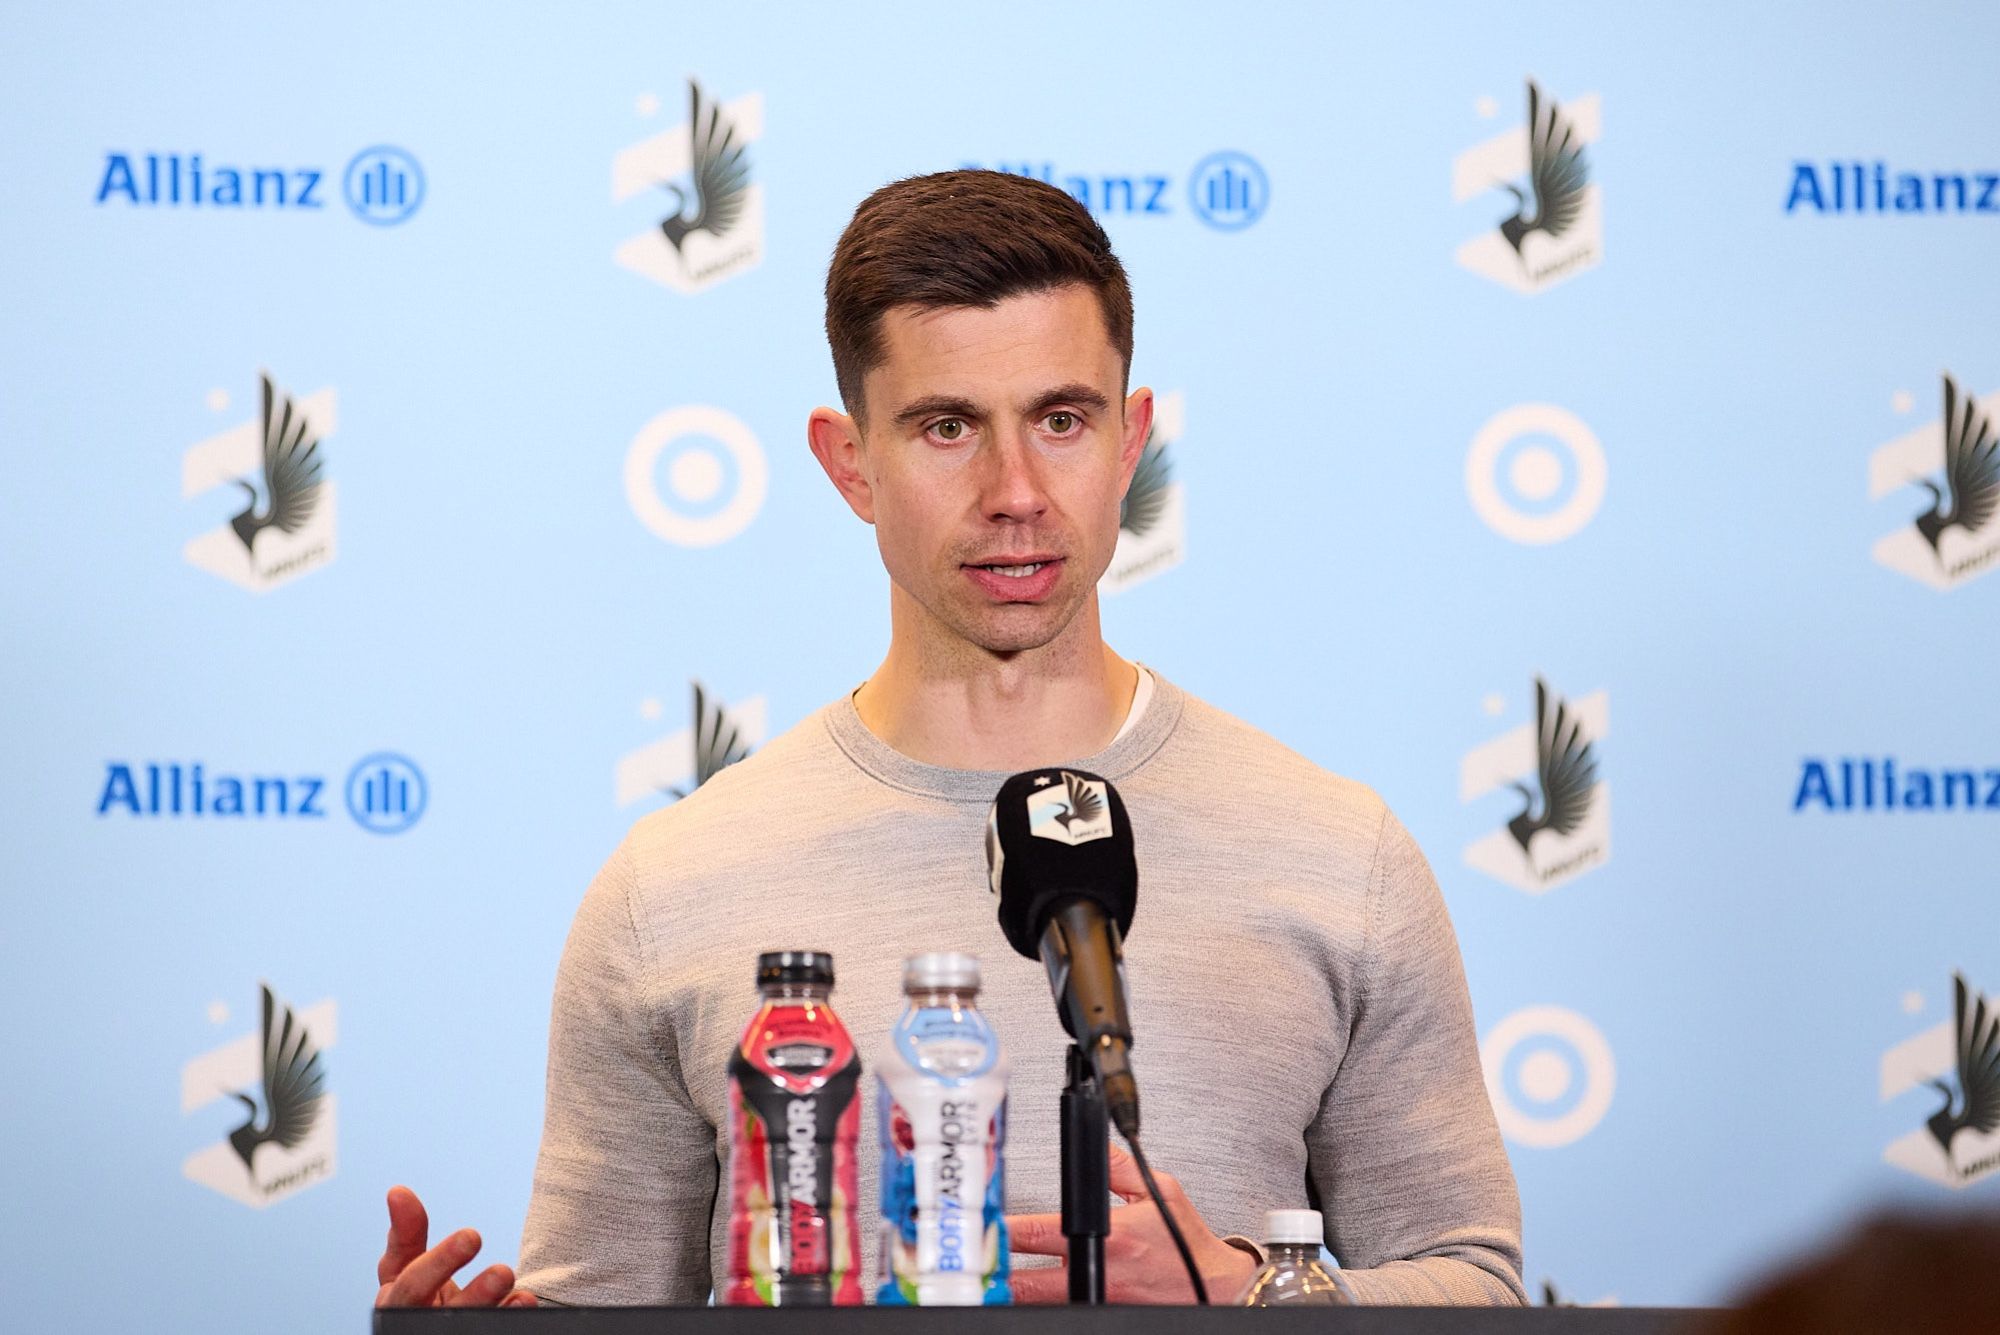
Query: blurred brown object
1700,1209,2000,1334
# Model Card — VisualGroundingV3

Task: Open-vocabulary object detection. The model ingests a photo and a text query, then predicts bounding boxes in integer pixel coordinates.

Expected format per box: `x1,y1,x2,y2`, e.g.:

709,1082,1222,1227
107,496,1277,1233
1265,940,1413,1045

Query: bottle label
725,1001,862,1306
877,1004,1011,1305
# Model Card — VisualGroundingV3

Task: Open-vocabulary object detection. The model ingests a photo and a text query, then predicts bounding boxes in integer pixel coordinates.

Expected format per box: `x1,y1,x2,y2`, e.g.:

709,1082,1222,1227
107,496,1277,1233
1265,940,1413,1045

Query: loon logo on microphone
1027,771,1114,846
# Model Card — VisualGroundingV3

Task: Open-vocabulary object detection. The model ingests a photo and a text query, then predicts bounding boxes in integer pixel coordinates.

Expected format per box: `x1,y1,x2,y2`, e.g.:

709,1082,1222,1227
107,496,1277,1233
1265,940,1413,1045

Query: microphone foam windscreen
986,768,1137,959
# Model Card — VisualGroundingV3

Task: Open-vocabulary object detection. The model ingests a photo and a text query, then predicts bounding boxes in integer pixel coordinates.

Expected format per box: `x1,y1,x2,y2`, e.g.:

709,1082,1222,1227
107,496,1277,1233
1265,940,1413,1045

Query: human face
821,286,1150,660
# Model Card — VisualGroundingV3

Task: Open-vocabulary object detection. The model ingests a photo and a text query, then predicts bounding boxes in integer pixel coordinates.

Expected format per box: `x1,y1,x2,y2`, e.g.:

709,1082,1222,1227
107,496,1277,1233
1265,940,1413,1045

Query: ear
807,406,875,525
1118,386,1155,491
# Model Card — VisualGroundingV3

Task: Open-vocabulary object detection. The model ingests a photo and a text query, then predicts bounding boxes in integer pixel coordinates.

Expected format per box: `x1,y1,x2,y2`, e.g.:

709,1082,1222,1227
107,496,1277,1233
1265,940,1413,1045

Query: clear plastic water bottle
876,952,1011,1305
1238,1209,1351,1306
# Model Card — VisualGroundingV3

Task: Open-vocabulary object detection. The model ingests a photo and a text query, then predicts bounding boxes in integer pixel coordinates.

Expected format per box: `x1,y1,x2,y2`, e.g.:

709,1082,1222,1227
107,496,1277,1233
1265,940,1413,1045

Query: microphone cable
1124,1133,1210,1304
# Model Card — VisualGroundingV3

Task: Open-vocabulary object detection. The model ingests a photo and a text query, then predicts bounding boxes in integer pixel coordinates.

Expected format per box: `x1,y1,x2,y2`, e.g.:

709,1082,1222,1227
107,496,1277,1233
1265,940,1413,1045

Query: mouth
962,555,1065,602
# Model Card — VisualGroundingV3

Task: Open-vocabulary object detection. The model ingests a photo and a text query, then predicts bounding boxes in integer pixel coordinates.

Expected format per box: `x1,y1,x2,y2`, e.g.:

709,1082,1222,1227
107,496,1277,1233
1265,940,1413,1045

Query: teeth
986,563,1045,577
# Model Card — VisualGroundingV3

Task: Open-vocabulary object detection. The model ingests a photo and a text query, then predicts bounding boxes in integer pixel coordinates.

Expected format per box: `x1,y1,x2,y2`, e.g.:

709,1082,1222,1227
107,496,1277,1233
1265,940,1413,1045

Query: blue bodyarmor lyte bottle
875,952,1011,1305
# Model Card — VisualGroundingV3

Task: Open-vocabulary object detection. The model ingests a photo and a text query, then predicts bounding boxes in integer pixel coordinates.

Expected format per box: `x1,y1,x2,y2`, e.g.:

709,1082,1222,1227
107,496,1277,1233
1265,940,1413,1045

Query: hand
374,1185,538,1308
1006,1144,1259,1304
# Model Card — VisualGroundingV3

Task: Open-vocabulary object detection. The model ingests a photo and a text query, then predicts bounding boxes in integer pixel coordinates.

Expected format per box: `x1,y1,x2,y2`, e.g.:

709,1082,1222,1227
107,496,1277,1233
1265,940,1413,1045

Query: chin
957,604,1076,656
975,628,1064,655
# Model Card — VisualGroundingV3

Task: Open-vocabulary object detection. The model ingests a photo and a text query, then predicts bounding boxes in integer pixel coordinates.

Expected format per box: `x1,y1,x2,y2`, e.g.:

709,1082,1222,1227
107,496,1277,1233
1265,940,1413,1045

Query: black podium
375,1308,1706,1334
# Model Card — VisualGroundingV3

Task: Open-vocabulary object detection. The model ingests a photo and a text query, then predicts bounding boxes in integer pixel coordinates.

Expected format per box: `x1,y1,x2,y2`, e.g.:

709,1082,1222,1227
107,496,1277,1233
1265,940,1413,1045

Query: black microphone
985,767,1142,1138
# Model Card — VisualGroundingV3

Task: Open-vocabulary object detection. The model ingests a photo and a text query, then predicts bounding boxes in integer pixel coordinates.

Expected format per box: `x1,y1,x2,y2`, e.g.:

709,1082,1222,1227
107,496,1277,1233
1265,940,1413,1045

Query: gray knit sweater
517,673,1524,1305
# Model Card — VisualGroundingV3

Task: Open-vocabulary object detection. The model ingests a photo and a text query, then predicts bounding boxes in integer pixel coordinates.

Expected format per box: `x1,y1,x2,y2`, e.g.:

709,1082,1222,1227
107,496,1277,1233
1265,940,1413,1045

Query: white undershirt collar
1112,665,1156,745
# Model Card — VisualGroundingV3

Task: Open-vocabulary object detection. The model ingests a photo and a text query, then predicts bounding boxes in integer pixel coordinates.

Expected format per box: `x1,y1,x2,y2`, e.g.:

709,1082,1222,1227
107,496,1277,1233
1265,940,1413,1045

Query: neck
854,588,1140,770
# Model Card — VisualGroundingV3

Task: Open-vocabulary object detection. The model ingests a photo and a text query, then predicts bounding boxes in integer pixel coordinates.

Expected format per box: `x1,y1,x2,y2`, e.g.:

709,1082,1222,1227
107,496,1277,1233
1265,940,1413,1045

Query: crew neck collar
823,667,1184,804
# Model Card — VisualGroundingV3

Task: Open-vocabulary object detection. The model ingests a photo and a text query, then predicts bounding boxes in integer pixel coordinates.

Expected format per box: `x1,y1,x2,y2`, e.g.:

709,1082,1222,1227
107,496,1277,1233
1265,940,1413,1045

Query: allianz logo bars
346,753,427,835
344,147,424,226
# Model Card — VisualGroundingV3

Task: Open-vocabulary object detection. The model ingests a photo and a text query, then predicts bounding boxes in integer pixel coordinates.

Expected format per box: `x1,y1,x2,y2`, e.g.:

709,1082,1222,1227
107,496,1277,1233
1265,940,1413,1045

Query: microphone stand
1059,1044,1110,1305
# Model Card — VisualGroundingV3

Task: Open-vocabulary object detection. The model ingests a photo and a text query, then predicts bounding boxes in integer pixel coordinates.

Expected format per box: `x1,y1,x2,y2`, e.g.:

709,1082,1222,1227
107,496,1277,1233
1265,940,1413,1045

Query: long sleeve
1307,807,1526,1305
517,842,717,1305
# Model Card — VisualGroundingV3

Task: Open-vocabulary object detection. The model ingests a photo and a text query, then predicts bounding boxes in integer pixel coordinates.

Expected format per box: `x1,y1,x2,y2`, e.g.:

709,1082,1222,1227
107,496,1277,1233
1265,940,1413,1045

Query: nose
977,426,1050,525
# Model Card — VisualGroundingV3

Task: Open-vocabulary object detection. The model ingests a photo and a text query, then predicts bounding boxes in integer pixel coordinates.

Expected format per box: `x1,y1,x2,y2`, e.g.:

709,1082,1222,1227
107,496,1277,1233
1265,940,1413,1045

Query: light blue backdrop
3,2,1996,1329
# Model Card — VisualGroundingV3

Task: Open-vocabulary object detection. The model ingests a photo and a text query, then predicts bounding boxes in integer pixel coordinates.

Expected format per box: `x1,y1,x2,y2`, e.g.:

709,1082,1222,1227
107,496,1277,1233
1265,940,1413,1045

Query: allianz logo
1785,161,2000,215
96,754,427,833
100,762,327,818
94,147,423,224
98,154,329,209
1793,756,2000,812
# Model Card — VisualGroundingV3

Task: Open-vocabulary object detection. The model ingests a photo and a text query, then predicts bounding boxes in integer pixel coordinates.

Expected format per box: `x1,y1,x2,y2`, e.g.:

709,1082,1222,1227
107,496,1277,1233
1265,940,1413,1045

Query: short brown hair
824,170,1135,418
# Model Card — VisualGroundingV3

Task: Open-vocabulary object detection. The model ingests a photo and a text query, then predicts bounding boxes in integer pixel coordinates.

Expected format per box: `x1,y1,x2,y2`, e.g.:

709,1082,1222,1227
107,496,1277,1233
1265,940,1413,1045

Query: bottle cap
756,950,835,989
1262,1209,1324,1246
903,951,980,993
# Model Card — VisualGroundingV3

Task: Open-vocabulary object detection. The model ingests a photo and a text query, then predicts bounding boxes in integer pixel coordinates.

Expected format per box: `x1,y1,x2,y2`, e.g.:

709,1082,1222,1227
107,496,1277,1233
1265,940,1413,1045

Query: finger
386,1228,482,1307
501,1290,539,1308
1004,1213,1067,1255
379,1187,433,1285
1009,1264,1070,1305
446,1264,517,1308
1106,1142,1150,1202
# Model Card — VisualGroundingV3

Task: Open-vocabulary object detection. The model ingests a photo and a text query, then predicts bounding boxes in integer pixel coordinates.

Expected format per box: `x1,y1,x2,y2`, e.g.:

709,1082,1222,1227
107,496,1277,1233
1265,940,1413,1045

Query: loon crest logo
181,984,335,1208
1453,79,1602,294
613,79,764,294
182,373,337,592
614,680,766,808
1869,374,2000,590
1881,973,2000,1188
1880,971,1992,1191
1027,771,1113,846
1461,678,1610,893
1102,390,1186,594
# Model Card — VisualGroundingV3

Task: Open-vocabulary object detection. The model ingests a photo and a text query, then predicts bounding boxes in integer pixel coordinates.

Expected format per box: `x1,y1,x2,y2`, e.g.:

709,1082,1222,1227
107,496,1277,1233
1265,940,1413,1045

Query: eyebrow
890,383,1114,430
891,395,979,430
1027,383,1113,417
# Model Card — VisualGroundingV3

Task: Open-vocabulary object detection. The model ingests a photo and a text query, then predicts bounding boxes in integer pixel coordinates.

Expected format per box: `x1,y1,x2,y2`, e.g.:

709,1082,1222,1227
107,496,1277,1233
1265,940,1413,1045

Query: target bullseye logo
624,405,767,548
1480,1005,1615,1148
1465,403,1606,545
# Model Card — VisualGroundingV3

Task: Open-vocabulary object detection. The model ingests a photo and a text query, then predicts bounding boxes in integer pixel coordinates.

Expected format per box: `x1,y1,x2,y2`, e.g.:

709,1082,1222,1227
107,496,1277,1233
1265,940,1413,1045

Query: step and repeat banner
2,2,1996,1329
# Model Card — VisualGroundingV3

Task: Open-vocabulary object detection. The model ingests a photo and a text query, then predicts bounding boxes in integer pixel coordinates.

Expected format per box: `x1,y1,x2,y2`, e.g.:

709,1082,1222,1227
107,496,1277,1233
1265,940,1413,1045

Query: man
375,170,1524,1309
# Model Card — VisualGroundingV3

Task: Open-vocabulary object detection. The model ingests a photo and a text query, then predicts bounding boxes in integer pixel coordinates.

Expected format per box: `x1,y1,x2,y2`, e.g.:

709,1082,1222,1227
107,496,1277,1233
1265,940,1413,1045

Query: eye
1045,411,1078,435
932,418,967,442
